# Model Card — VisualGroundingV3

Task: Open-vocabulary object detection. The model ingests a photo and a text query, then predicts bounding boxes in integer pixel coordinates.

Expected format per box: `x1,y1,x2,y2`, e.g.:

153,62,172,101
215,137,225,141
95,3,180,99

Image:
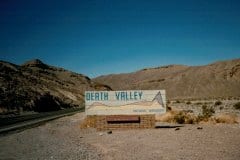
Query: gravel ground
0,113,102,160
170,100,240,116
0,112,240,160
86,125,240,160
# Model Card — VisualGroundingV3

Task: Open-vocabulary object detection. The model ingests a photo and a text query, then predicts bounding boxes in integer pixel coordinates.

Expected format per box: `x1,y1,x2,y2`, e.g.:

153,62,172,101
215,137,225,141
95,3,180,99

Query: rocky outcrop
0,59,111,114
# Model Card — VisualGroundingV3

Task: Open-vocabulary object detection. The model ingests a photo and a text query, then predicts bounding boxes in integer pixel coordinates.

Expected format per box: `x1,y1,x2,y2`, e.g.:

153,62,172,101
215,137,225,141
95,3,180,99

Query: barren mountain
94,59,240,100
0,59,111,114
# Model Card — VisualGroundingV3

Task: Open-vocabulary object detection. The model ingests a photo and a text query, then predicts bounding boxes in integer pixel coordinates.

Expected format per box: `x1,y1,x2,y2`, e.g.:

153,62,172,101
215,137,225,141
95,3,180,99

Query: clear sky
0,0,240,78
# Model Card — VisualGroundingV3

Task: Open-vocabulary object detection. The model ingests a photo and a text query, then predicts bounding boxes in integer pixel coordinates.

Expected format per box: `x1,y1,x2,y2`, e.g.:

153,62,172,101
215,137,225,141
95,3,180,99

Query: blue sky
0,0,240,77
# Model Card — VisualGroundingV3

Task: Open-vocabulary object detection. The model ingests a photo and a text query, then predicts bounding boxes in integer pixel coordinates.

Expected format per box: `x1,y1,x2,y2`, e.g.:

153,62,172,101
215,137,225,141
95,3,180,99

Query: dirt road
0,112,239,160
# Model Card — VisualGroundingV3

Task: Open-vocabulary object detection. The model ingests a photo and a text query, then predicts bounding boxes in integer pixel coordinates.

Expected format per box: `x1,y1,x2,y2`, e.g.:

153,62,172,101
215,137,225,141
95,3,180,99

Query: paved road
0,109,83,134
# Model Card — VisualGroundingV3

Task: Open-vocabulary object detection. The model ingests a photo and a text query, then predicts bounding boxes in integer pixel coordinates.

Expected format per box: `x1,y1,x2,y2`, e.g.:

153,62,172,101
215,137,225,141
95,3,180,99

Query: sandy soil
0,112,240,160
0,113,102,160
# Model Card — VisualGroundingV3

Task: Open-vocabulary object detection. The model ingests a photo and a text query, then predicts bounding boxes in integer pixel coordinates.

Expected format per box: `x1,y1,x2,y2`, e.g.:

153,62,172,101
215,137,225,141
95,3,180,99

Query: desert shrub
167,105,172,111
198,105,215,121
204,102,212,105
173,111,197,124
202,105,215,117
183,109,193,113
233,102,240,110
186,101,191,105
214,101,222,106
155,111,176,123
185,117,195,124
156,110,200,124
214,114,238,124
176,100,180,103
174,112,185,124
80,116,97,129
196,102,202,105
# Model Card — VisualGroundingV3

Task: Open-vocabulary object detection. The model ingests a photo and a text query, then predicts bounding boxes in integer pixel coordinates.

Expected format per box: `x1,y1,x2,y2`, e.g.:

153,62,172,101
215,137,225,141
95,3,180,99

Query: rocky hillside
0,59,111,114
94,59,240,100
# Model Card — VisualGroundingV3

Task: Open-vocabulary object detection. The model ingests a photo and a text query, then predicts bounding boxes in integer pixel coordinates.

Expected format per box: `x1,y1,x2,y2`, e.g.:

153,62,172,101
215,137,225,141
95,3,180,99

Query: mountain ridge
93,58,240,100
0,59,111,115
1,58,239,115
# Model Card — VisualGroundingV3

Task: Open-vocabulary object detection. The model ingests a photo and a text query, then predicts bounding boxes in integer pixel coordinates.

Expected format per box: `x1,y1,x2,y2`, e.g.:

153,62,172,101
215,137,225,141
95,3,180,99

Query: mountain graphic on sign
88,102,107,109
152,91,164,107
87,92,165,110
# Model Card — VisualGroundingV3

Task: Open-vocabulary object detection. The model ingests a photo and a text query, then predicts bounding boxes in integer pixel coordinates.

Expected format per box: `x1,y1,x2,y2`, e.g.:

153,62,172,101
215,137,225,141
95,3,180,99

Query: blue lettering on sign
85,92,108,101
115,91,143,101
85,93,90,101
115,92,120,100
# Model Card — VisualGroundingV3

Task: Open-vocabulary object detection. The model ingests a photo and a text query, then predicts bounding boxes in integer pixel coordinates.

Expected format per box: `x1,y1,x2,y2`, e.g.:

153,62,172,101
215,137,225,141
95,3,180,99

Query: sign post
85,90,166,130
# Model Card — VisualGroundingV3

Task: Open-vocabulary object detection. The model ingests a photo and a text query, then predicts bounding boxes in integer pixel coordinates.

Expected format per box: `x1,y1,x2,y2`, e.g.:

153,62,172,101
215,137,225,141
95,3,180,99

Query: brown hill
0,59,111,114
94,59,240,100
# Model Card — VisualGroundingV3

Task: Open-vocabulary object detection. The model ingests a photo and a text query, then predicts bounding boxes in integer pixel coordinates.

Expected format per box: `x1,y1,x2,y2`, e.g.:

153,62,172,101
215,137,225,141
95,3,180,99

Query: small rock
99,133,103,136
107,130,112,134
79,136,83,138
197,127,203,130
175,128,180,131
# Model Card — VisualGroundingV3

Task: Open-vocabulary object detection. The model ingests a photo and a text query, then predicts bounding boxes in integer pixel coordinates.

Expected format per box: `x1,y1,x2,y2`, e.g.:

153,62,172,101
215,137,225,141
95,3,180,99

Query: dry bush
155,111,177,123
155,104,239,124
198,118,216,124
167,105,172,111
174,111,197,124
173,112,185,124
214,100,222,106
184,113,198,124
80,116,97,129
186,101,191,105
155,110,197,124
198,113,239,124
175,100,181,103
214,114,238,124
197,105,215,122
234,102,240,110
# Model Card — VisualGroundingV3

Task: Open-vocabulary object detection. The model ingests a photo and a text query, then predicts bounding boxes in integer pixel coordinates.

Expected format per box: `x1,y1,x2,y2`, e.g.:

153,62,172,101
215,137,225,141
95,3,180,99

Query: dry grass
156,110,239,124
79,116,97,129
234,102,240,110
155,110,197,124
214,114,238,124
155,111,177,123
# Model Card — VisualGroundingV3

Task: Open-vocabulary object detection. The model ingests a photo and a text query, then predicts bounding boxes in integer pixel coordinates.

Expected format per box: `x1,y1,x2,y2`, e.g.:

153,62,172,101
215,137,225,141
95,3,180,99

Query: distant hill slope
0,59,111,114
94,59,240,100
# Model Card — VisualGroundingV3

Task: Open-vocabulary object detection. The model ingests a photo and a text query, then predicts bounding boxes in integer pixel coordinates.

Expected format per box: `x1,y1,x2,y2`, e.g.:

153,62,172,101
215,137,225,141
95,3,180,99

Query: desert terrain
0,59,240,159
1,0,240,159
0,110,240,160
1,59,239,116
94,59,240,99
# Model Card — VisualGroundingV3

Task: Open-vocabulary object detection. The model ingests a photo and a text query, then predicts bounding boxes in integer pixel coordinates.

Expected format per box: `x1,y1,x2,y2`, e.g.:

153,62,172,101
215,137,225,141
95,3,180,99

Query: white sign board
85,90,166,115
